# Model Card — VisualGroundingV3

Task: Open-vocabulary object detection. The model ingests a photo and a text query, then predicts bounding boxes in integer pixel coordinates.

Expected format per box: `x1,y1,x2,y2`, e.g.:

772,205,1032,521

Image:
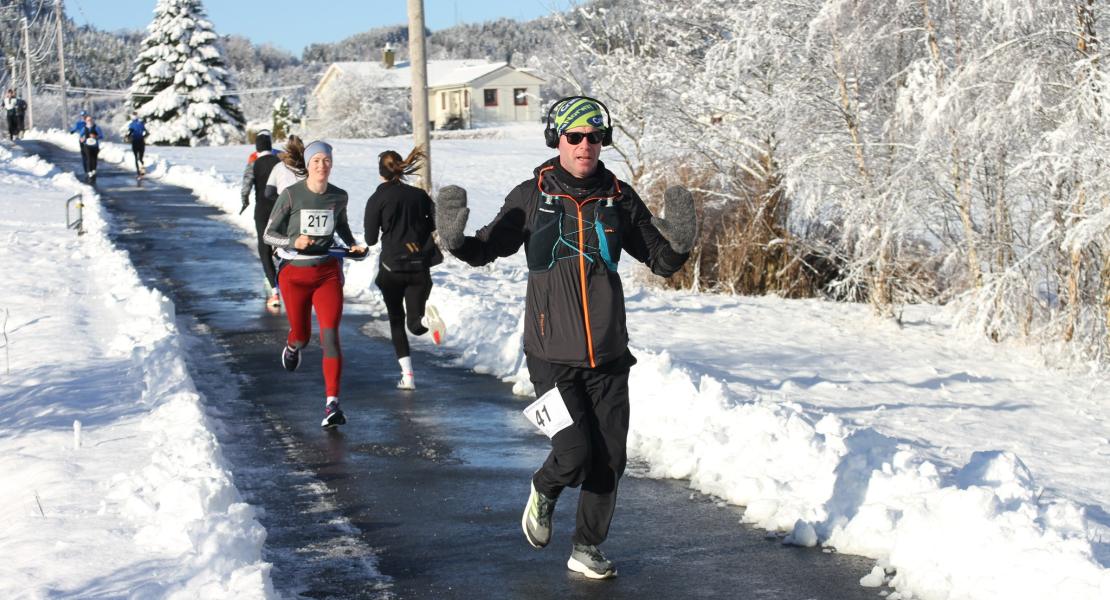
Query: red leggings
279,259,344,397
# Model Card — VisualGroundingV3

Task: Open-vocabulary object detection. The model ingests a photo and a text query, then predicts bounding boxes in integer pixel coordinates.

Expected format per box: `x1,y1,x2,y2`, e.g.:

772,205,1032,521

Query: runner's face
308,153,332,182
558,125,601,178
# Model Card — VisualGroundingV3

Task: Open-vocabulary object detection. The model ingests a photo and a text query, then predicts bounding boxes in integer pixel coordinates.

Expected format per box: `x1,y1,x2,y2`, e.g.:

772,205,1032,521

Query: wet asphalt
24,140,887,600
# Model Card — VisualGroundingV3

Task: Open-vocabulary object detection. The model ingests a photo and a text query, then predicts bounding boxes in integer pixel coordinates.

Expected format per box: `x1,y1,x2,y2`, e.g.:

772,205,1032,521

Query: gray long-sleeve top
264,179,356,266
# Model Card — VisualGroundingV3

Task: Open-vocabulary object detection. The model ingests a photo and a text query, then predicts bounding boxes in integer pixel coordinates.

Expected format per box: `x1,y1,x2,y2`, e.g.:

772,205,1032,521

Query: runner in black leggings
363,146,446,390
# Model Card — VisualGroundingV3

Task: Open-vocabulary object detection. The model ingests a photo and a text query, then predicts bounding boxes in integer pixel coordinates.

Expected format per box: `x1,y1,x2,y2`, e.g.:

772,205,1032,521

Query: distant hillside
301,16,559,69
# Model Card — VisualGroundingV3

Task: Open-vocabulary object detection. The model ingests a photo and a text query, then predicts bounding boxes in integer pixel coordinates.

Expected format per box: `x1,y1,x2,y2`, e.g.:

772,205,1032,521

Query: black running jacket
364,180,443,272
450,157,688,368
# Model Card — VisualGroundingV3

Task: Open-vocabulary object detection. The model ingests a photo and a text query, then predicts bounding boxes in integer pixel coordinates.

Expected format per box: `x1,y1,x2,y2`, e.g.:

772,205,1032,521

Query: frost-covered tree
129,0,245,146
311,72,410,138
559,0,1110,362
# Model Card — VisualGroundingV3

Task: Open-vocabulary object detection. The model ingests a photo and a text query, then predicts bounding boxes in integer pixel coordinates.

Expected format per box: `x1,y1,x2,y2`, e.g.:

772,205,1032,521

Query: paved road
27,140,885,599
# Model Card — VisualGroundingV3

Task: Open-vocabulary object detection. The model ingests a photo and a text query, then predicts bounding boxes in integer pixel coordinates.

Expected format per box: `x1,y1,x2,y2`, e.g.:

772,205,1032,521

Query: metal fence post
65,193,84,235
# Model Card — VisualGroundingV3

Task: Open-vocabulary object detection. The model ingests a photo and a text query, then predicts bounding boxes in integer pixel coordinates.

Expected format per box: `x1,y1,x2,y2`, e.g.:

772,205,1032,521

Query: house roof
313,59,545,97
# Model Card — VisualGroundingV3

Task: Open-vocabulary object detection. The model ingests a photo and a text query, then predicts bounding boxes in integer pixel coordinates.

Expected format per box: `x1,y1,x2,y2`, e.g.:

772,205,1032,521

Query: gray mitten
436,185,470,250
651,186,699,254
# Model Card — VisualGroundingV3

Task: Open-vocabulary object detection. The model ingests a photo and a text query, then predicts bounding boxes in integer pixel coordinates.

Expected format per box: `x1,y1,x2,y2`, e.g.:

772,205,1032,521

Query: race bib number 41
523,387,573,438
300,209,335,236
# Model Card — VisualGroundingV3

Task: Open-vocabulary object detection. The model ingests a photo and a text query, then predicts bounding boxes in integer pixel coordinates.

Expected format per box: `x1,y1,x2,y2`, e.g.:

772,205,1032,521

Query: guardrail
65,193,84,235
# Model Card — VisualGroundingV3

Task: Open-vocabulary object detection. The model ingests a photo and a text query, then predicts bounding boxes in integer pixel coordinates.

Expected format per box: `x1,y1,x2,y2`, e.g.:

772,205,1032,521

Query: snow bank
23,128,1110,600
0,140,273,598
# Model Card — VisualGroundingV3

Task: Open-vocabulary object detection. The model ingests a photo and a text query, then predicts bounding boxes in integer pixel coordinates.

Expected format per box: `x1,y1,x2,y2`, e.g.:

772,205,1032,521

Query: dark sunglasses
563,130,604,145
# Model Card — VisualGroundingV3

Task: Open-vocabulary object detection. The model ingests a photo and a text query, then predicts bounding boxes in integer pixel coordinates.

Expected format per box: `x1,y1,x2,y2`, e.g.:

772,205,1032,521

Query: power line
41,83,305,98
26,0,48,29
29,14,58,63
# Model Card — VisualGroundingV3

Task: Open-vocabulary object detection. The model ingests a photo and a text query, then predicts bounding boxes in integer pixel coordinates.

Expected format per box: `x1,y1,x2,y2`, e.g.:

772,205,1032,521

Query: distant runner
69,110,89,174
240,130,282,308
363,145,446,390
4,89,20,140
77,115,103,184
125,113,147,179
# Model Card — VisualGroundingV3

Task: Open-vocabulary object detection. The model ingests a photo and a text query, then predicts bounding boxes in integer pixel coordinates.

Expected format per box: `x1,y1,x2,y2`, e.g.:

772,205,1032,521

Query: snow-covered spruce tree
129,0,245,146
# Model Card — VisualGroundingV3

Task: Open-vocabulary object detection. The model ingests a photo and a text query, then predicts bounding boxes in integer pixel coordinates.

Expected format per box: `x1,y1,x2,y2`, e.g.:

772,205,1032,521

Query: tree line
534,0,1110,364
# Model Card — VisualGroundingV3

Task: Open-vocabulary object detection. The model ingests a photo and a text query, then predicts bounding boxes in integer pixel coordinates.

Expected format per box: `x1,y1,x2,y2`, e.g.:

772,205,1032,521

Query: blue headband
304,141,333,165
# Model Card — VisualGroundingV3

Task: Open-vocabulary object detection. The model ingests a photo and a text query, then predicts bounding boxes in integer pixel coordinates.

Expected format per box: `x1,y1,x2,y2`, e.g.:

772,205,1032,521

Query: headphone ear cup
544,127,559,149
602,128,613,147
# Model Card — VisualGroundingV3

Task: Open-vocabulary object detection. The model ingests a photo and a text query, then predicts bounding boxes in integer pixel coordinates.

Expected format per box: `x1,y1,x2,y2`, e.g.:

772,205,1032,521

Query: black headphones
543,95,613,148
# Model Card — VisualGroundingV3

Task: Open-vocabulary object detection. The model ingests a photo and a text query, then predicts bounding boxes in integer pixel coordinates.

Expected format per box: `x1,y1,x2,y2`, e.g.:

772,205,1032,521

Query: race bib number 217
523,387,573,438
300,209,334,236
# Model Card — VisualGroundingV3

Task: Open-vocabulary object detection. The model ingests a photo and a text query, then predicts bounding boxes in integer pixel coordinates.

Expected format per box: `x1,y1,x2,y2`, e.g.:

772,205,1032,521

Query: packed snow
0,142,272,598
8,126,1110,599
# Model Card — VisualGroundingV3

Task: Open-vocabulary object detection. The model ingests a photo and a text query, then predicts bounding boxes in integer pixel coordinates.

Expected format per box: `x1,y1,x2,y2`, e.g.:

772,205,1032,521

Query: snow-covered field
8,127,1110,599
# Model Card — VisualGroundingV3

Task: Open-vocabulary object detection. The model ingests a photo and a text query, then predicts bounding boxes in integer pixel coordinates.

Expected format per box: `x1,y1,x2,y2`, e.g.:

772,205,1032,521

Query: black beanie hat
255,130,272,152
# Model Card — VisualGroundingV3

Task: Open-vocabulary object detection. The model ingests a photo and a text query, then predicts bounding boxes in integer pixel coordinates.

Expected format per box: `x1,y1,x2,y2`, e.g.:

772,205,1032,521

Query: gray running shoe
567,543,617,579
521,481,556,549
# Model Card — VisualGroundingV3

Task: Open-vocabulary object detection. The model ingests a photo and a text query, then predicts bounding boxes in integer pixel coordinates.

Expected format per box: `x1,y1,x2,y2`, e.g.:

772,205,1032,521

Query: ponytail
282,135,307,177
378,145,426,182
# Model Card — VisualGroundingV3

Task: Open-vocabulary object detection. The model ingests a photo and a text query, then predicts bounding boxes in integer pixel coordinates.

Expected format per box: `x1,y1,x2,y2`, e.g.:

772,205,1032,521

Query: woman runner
363,146,446,390
264,141,367,427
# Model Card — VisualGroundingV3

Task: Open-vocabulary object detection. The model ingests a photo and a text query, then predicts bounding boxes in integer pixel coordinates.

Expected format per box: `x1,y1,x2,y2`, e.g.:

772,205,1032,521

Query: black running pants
374,267,431,358
131,138,145,173
81,145,99,174
253,217,278,290
527,353,632,547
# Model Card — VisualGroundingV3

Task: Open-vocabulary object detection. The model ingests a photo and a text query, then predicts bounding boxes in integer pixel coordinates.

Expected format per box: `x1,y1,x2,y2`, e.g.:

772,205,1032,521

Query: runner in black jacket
240,130,283,308
363,146,445,390
435,97,699,579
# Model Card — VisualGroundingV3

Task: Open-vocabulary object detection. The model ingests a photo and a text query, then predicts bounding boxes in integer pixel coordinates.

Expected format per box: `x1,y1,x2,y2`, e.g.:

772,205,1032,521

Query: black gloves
240,196,250,215
651,186,698,254
436,185,470,251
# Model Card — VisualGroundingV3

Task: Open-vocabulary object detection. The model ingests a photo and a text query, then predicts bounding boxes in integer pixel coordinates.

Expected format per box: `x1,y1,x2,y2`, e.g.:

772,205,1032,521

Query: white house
312,57,546,130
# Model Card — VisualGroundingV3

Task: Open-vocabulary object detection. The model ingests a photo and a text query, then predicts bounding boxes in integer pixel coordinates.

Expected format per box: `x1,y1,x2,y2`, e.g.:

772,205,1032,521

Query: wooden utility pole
54,0,68,128
408,0,431,190
21,18,33,129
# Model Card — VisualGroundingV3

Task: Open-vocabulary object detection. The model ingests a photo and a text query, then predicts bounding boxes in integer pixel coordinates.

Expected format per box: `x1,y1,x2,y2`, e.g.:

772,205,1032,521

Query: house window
441,92,446,110
514,88,527,106
483,89,498,107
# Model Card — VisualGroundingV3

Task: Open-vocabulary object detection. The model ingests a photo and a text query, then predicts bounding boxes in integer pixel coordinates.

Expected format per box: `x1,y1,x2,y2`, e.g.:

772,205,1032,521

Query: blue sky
66,0,556,56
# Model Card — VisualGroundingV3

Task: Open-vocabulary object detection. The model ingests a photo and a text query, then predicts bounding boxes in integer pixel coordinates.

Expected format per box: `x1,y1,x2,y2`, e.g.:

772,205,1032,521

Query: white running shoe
397,372,415,390
422,304,446,345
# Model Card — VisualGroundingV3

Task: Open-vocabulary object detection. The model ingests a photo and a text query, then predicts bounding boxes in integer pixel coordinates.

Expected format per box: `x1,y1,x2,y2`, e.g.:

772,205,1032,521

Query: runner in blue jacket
126,114,147,178
69,110,89,173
